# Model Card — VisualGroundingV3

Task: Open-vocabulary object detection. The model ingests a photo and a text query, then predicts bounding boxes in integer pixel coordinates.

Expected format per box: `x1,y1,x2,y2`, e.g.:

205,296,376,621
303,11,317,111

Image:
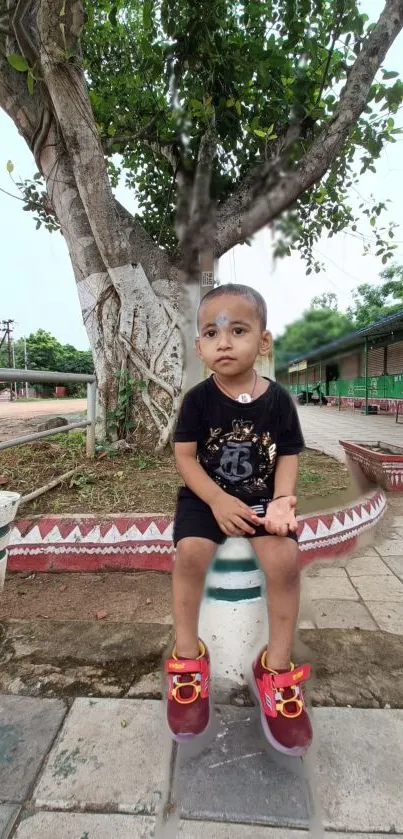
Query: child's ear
195,337,202,358
259,330,272,356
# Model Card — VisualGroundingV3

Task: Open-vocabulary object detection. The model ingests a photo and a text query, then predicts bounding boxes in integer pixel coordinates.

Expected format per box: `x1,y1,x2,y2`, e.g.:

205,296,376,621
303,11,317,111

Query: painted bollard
0,492,21,591
199,537,267,699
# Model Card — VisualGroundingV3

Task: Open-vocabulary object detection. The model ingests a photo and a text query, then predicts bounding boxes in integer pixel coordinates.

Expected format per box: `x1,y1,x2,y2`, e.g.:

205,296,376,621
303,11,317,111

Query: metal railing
0,368,97,458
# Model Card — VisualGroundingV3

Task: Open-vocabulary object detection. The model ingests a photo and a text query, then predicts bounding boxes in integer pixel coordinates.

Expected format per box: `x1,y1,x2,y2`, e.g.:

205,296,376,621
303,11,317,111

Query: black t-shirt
174,376,304,503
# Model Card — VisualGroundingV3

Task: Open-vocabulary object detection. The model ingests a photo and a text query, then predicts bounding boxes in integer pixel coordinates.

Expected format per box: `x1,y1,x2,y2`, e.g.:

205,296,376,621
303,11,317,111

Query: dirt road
0,399,87,442
0,398,86,419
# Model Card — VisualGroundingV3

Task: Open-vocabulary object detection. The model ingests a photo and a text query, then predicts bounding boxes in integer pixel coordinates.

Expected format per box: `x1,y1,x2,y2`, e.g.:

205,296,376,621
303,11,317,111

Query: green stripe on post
0,524,9,539
206,585,262,602
213,558,258,573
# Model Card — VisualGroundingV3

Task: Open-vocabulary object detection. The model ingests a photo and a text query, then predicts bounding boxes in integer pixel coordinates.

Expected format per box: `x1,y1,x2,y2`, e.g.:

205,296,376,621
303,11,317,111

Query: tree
1,1,403,446
275,306,354,361
0,330,93,389
347,263,403,328
311,292,338,312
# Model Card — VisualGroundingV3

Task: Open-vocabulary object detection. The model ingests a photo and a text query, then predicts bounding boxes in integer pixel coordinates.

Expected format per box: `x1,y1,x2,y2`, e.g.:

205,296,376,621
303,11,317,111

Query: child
165,283,312,756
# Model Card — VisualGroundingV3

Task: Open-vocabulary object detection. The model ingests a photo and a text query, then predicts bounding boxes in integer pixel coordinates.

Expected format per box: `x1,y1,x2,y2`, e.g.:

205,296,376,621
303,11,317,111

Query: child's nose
216,330,232,349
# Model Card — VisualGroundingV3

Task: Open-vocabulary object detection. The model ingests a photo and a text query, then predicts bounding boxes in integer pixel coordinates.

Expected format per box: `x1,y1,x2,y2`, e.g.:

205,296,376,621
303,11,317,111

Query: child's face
196,294,271,375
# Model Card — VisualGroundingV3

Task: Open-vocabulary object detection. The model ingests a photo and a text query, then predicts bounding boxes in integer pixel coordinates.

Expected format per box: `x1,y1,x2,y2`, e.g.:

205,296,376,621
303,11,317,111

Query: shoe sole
248,670,310,758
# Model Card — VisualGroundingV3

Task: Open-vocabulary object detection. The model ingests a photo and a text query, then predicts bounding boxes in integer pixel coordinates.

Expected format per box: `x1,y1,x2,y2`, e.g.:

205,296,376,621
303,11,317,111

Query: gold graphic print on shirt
200,419,277,494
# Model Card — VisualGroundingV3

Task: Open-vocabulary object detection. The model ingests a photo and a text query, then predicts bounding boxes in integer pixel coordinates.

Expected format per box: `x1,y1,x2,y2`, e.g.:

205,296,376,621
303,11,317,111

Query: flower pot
340,440,403,492
0,491,21,590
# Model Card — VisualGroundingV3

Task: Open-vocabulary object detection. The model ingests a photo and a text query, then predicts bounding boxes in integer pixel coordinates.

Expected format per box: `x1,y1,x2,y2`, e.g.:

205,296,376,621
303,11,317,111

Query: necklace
214,370,258,403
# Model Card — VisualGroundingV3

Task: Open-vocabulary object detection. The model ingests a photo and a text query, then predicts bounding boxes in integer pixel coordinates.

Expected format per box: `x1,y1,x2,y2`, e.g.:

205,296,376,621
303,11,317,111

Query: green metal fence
284,374,403,399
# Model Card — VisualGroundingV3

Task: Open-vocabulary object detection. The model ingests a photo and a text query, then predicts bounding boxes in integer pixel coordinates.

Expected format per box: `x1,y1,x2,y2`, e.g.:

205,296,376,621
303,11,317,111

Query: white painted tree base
0,492,21,592
0,550,7,591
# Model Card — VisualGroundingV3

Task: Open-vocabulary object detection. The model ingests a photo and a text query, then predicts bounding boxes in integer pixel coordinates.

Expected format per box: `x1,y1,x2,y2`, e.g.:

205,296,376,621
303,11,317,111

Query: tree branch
214,0,403,258
176,122,217,271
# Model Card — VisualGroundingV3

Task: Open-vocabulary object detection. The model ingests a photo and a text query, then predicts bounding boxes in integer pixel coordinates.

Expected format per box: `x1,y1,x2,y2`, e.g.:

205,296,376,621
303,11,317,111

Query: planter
0,491,21,590
340,440,403,492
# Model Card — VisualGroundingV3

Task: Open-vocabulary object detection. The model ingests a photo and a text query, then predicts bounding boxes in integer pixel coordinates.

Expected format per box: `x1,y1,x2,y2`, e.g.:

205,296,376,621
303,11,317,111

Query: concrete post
0,492,21,591
199,538,267,699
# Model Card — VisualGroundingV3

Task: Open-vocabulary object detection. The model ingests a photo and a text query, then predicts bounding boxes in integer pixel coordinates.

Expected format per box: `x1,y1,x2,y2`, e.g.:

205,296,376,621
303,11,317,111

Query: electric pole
0,320,14,368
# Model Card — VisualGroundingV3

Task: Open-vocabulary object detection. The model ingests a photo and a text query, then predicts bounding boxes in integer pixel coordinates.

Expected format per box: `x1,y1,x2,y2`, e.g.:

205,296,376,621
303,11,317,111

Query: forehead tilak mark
215,313,229,327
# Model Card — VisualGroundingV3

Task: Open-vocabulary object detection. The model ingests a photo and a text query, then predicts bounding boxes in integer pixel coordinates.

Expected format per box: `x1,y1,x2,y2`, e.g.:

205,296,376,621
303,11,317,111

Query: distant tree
0,329,94,394
347,263,403,328
311,292,339,312
275,306,353,361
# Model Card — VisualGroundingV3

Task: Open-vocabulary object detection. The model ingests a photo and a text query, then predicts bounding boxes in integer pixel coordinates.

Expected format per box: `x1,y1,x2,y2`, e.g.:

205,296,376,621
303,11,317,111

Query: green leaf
6,160,14,174
253,129,266,138
234,101,241,116
7,54,29,72
383,70,399,80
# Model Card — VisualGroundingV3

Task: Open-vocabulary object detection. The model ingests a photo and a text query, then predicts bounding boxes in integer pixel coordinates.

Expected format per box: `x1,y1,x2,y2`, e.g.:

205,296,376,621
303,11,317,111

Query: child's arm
175,442,256,537
273,454,299,499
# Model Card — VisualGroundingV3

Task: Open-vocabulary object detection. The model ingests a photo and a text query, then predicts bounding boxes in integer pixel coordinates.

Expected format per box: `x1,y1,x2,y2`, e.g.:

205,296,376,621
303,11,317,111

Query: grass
0,433,350,515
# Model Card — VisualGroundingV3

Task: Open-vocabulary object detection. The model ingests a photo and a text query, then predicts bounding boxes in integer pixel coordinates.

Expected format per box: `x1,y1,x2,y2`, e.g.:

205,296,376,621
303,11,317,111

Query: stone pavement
1,694,403,838
299,404,403,462
299,406,403,634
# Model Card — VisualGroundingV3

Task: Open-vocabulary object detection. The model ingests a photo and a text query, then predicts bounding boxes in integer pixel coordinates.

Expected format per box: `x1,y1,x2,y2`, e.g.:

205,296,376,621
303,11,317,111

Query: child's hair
198,283,267,330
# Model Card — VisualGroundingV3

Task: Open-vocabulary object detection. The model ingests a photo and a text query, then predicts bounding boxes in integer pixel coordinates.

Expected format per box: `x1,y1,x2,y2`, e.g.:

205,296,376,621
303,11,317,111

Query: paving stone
298,619,316,629
33,698,164,814
180,705,309,827
313,600,377,630
315,708,403,832
304,566,347,578
13,812,153,839
349,548,379,558
346,555,392,576
0,805,20,839
304,575,359,600
10,814,403,839
352,574,403,602
0,695,66,804
383,555,403,581
366,601,403,634
376,538,403,556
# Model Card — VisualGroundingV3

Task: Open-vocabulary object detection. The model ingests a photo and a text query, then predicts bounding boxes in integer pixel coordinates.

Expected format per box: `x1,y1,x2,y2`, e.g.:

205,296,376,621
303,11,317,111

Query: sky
1,1,403,350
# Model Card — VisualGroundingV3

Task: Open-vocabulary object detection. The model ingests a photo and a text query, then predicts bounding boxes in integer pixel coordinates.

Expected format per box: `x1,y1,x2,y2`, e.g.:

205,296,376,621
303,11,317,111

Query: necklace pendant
237,392,252,403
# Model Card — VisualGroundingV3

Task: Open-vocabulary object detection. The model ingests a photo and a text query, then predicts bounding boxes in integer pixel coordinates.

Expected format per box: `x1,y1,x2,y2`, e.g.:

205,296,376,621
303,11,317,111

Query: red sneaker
251,648,313,756
165,640,210,742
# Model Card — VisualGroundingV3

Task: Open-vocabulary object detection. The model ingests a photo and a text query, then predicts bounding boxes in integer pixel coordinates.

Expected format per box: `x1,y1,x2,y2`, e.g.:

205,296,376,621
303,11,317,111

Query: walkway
299,406,403,634
1,693,403,838
299,404,402,461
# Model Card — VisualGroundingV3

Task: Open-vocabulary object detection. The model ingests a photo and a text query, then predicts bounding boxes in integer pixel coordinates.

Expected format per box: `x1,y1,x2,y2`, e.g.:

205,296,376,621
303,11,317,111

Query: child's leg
172,537,217,658
252,535,300,669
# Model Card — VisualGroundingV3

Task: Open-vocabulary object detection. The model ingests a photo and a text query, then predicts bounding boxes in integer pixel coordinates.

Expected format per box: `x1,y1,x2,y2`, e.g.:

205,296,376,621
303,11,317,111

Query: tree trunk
41,133,183,449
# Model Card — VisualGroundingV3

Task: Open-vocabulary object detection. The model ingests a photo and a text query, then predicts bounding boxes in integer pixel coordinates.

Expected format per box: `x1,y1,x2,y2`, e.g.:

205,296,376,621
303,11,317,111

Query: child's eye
233,327,245,335
205,330,216,338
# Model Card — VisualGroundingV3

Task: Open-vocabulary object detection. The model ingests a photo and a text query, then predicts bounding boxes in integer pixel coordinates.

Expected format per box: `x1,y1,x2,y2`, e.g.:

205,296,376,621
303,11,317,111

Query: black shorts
173,488,299,547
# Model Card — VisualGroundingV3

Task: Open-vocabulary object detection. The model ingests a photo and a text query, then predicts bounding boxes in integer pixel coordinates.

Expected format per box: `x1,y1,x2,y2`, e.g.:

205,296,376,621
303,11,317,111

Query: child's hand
251,495,298,537
211,493,256,537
